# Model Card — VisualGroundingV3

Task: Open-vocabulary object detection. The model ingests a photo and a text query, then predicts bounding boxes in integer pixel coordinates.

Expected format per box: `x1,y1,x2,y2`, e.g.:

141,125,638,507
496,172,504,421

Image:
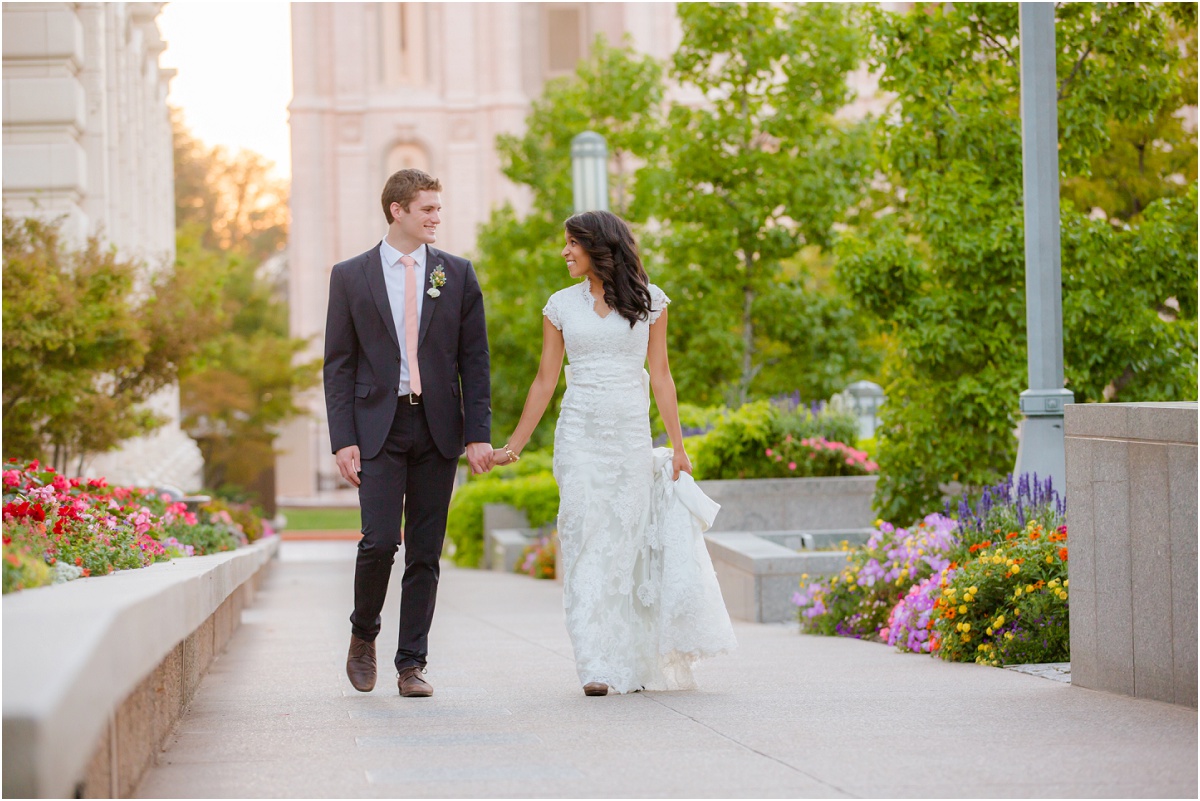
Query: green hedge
691,399,863,480
445,466,559,568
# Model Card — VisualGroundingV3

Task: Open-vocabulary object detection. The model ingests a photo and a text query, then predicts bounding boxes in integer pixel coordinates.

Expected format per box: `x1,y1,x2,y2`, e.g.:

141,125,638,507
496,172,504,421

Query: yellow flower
1005,632,1015,640
986,627,993,635
962,633,972,642
962,622,971,632
1014,588,1023,598
1064,579,1069,587
801,573,809,580
969,586,978,594
1011,564,1021,574
1046,555,1054,563
1026,584,1035,593
958,604,967,614
1006,559,1015,567
994,615,1005,627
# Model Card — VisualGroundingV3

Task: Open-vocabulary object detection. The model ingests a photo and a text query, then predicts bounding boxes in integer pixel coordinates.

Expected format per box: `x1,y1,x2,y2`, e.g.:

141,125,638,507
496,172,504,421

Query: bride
491,210,736,696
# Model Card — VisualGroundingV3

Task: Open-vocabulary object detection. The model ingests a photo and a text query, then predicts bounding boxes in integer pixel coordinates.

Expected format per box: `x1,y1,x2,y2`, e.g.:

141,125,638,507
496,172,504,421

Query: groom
324,168,492,697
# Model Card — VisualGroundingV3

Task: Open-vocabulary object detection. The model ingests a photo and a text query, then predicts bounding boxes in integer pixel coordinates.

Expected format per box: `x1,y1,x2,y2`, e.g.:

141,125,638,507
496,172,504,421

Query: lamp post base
1014,389,1074,485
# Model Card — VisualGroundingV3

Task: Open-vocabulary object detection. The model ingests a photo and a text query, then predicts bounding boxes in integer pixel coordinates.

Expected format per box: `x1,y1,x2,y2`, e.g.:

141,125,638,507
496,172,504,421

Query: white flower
426,288,441,298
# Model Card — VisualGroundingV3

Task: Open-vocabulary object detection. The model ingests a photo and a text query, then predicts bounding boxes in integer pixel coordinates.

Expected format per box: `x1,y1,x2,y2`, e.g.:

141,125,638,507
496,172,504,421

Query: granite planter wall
2,537,279,797
697,475,878,532
1065,402,1197,708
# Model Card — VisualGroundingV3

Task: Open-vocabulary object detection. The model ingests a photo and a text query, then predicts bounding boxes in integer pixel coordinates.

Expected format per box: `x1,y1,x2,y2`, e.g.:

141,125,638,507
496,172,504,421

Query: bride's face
562,230,593,279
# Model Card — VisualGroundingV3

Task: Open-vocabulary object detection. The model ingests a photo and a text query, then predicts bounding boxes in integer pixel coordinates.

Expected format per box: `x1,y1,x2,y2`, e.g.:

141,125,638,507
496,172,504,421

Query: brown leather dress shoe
583,682,609,696
346,635,377,692
397,666,433,697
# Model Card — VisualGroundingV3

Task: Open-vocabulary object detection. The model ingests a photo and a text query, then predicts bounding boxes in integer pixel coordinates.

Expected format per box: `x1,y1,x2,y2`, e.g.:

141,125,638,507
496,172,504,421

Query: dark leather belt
401,392,422,405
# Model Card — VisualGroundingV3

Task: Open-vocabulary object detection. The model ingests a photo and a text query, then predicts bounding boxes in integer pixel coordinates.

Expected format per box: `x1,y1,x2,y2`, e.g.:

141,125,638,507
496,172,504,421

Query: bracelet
503,444,520,464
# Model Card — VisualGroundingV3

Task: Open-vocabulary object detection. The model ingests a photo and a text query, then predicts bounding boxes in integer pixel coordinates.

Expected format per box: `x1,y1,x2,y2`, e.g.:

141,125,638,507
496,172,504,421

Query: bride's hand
672,449,692,480
492,445,519,467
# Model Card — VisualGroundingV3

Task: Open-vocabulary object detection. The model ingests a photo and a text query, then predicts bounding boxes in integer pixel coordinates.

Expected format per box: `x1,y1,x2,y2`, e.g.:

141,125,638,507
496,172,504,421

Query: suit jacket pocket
355,382,372,399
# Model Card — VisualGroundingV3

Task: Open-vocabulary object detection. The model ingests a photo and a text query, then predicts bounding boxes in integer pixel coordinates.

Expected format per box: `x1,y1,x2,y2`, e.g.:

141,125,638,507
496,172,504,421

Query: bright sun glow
158,2,293,180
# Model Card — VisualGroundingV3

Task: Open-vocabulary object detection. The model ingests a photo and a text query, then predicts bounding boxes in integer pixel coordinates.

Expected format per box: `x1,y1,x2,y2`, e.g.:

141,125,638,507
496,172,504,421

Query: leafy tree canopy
837,2,1197,523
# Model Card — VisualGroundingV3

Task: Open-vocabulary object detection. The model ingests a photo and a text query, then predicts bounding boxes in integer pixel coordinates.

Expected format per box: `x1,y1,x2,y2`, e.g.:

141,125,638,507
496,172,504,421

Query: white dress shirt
379,238,427,396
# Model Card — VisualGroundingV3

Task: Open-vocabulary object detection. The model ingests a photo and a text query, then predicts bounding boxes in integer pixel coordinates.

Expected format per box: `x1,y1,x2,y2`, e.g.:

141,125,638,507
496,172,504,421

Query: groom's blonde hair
382,169,442,223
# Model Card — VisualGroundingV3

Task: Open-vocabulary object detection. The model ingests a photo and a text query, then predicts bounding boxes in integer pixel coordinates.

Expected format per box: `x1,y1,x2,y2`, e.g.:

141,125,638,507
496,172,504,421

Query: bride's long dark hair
564,210,653,328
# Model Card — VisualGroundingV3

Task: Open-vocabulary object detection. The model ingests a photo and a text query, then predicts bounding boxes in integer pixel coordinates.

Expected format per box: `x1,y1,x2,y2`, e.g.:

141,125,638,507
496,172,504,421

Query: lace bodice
543,278,669,390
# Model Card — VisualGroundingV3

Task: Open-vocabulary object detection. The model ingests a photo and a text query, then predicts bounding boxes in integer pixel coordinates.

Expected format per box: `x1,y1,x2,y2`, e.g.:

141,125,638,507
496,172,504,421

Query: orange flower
1058,547,1069,561
1006,532,1019,540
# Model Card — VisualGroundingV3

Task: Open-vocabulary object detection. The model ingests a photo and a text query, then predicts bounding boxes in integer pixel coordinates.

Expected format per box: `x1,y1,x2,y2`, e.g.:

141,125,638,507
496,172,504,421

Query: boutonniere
427,265,446,298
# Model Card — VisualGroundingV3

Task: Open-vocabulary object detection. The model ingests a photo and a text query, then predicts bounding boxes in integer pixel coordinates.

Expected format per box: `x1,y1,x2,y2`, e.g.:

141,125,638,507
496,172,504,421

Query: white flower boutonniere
427,265,446,298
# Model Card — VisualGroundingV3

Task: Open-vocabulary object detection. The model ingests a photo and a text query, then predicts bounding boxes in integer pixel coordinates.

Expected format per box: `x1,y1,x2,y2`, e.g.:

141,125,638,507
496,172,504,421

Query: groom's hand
335,445,361,487
465,442,493,475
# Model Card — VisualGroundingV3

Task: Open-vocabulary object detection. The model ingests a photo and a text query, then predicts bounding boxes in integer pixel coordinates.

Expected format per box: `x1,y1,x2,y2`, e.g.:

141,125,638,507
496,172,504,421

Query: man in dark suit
324,168,492,697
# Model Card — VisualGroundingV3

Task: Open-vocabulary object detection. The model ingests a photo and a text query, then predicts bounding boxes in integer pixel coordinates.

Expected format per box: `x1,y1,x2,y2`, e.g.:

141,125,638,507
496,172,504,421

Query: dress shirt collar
380,239,427,270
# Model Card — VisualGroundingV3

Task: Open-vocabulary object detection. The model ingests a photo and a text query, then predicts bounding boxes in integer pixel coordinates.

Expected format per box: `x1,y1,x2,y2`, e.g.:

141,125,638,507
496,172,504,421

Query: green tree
2,214,221,470
474,38,668,449
654,2,875,406
837,2,1197,524
171,112,318,506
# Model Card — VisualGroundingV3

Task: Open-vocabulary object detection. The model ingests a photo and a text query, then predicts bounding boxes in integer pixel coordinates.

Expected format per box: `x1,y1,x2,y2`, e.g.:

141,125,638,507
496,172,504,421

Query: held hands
465,442,494,475
335,445,362,487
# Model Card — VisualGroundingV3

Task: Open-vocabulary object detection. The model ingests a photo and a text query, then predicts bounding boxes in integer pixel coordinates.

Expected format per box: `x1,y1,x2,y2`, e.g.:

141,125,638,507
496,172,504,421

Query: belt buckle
409,393,421,406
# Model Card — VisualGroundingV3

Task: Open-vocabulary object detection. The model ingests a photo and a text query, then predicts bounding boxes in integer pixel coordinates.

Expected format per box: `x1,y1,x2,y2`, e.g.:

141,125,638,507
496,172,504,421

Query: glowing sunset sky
158,2,293,179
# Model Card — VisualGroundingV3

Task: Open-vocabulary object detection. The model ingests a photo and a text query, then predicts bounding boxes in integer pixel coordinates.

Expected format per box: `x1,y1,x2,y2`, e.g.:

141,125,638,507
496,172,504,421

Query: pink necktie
400,255,422,396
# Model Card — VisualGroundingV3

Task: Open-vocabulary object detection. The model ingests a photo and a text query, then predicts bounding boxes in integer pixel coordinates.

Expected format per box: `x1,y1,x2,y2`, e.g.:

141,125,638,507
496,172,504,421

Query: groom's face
391,190,442,245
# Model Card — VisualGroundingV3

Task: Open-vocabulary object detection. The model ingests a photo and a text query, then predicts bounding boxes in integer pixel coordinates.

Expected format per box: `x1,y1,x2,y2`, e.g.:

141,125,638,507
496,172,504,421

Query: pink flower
788,462,797,470
765,448,774,457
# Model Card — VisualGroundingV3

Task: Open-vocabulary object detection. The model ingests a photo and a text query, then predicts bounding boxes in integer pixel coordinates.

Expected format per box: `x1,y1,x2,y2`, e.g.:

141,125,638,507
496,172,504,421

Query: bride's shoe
583,682,609,696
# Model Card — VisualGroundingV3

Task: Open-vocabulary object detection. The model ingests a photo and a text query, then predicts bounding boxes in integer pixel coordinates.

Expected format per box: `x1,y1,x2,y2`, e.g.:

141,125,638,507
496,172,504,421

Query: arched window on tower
386,143,430,176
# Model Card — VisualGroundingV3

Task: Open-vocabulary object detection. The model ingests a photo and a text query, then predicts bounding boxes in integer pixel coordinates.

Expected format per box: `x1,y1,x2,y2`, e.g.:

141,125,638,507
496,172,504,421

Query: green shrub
692,399,865,479
445,471,559,567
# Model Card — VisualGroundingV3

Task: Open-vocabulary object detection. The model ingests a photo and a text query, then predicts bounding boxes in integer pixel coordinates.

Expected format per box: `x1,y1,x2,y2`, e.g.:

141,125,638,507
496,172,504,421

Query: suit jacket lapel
363,246,401,351
418,245,440,348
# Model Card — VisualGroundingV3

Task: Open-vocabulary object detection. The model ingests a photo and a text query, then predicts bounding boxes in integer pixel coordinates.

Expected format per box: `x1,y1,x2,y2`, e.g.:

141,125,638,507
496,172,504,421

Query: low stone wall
698,475,878,531
2,536,279,797
704,533,852,623
1065,402,1197,708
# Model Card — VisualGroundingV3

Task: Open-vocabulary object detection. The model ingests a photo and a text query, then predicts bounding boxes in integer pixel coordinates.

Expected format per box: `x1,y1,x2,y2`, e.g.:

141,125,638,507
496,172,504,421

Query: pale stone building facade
278,2,681,499
2,2,204,490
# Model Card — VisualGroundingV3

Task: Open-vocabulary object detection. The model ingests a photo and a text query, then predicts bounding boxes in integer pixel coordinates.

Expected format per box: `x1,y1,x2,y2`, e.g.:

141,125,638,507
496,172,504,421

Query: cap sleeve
648,284,672,325
542,294,563,331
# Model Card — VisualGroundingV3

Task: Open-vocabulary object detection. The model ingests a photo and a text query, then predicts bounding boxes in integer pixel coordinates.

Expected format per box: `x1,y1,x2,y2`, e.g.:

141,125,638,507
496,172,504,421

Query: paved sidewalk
136,541,1197,798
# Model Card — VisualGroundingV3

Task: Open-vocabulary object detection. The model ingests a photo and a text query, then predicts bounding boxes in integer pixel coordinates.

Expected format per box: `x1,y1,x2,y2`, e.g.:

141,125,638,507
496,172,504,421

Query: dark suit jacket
324,244,491,461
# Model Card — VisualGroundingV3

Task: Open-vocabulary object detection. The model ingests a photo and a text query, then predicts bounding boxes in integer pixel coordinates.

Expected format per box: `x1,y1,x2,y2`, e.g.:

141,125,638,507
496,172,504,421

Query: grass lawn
280,507,360,531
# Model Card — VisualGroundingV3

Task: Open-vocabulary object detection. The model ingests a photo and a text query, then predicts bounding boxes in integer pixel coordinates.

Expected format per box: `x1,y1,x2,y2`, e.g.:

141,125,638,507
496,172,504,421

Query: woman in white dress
492,211,736,696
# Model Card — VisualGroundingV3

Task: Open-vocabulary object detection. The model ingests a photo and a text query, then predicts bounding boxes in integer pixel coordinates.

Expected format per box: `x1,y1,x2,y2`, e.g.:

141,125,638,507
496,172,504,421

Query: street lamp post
570,131,609,214
1014,3,1074,484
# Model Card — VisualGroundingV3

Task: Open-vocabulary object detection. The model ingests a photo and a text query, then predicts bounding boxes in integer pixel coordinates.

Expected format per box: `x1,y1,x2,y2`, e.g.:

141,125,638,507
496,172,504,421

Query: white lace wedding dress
543,278,737,694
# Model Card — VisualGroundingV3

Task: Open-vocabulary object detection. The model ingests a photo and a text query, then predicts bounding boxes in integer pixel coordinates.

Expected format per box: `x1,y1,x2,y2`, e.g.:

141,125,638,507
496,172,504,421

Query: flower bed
795,473,1069,667
689,396,870,480
2,459,270,594
515,532,557,580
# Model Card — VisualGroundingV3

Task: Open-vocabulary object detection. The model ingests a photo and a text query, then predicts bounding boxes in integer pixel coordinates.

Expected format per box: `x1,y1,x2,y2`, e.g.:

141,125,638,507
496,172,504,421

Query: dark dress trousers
324,243,490,671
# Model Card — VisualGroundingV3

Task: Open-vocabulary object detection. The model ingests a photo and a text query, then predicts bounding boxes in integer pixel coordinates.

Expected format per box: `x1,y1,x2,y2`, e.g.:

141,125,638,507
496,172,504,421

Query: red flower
1058,547,1068,561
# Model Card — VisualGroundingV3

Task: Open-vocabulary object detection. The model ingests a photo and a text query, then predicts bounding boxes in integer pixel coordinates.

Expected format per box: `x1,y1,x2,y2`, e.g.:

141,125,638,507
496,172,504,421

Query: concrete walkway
136,541,1197,798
